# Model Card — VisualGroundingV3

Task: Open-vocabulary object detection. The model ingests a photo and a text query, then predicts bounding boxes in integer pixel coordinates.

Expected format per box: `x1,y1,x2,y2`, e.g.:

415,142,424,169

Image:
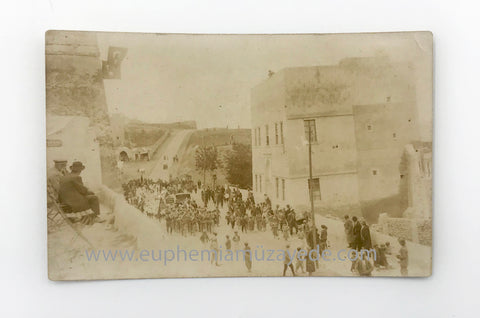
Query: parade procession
46,30,432,280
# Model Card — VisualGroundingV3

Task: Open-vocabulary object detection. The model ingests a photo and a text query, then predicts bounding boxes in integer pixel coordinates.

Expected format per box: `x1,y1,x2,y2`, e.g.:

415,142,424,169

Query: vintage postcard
46,30,432,280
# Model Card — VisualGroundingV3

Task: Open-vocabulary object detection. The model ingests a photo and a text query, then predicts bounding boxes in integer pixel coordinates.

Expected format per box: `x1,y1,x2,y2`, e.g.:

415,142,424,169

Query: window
258,127,261,146
281,179,285,200
275,177,279,198
255,174,258,191
275,123,279,144
265,124,269,146
304,119,317,142
367,124,373,131
259,175,262,192
372,169,378,176
280,121,284,144
308,178,321,201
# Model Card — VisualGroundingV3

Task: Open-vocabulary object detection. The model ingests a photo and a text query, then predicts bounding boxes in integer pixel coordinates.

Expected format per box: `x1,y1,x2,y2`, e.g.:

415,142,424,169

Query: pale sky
97,32,432,139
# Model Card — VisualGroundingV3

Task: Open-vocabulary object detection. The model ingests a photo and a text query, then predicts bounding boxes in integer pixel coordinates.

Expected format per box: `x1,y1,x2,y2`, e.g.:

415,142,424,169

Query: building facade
251,57,419,217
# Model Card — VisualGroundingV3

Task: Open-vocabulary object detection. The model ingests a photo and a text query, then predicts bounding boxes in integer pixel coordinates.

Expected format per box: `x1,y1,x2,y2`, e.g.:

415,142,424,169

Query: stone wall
98,186,164,248
375,213,432,246
416,219,433,246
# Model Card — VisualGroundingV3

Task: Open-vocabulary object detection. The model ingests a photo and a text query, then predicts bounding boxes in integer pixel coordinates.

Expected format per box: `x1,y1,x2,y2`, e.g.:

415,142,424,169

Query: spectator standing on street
294,247,305,274
344,215,354,248
352,216,362,250
361,221,372,250
397,238,409,276
282,244,296,276
232,231,240,250
244,243,252,272
225,235,232,251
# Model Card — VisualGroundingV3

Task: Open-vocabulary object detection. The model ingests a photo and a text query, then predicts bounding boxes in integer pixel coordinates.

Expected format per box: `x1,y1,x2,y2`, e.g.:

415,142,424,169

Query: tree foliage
195,146,220,183
223,143,252,189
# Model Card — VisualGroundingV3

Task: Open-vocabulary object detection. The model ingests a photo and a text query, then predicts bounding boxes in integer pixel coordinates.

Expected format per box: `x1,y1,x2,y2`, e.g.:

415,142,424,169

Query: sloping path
150,129,193,181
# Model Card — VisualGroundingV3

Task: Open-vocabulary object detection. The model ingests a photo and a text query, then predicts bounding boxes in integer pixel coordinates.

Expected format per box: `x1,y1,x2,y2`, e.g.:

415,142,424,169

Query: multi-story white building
251,57,419,217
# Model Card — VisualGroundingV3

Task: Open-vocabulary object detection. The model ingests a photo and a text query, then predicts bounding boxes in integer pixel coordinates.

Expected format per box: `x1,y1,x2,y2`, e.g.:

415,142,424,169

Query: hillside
124,124,167,147
123,119,196,147
129,120,197,130
186,128,251,148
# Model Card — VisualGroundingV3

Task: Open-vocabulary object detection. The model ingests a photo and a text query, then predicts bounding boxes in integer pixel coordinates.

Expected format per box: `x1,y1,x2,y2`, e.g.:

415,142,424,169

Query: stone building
45,31,110,125
45,30,121,187
251,57,421,217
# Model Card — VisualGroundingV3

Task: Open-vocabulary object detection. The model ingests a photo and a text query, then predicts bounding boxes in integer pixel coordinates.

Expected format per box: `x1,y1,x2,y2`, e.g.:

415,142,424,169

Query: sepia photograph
5,0,480,317
46,30,432,280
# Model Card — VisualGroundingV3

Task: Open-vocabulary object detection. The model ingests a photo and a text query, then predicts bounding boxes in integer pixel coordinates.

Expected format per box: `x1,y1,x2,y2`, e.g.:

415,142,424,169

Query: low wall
98,186,164,248
375,214,432,246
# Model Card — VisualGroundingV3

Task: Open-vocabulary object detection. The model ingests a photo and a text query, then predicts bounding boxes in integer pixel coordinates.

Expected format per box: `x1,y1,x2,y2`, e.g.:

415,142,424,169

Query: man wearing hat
58,161,102,222
47,159,67,207
232,231,240,251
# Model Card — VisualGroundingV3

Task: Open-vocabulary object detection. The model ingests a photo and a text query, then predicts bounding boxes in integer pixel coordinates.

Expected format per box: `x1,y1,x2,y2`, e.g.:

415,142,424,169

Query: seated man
47,159,67,208
58,161,103,224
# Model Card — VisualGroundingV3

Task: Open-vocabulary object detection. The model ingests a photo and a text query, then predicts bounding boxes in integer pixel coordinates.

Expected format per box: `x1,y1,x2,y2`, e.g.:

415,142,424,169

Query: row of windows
253,122,284,146
253,175,287,201
253,175,327,202
256,119,390,147
254,119,321,146
254,174,263,193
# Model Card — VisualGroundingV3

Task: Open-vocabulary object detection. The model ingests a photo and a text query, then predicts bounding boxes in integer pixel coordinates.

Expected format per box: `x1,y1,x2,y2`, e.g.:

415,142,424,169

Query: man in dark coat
286,205,298,235
306,226,320,249
343,215,354,248
360,221,372,249
58,161,100,216
352,216,362,250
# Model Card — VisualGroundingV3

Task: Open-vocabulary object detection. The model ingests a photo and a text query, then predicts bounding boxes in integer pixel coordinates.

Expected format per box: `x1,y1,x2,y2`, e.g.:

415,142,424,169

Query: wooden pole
308,124,317,267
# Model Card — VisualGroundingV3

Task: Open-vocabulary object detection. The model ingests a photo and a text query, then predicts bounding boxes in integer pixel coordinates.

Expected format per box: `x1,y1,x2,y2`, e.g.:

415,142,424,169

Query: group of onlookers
344,214,409,276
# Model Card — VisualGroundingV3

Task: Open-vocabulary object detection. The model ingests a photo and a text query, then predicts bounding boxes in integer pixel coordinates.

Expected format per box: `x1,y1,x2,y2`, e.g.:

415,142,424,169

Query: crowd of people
120,175,408,277
122,176,197,216
122,177,222,236
195,188,331,276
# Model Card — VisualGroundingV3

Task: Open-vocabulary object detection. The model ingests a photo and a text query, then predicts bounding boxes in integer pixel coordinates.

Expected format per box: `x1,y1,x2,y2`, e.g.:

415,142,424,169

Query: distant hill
186,128,251,148
129,119,197,130
124,119,197,147
124,125,167,148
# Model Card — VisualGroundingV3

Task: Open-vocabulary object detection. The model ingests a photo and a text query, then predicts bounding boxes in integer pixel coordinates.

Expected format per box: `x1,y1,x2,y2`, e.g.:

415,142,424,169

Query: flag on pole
102,46,128,79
